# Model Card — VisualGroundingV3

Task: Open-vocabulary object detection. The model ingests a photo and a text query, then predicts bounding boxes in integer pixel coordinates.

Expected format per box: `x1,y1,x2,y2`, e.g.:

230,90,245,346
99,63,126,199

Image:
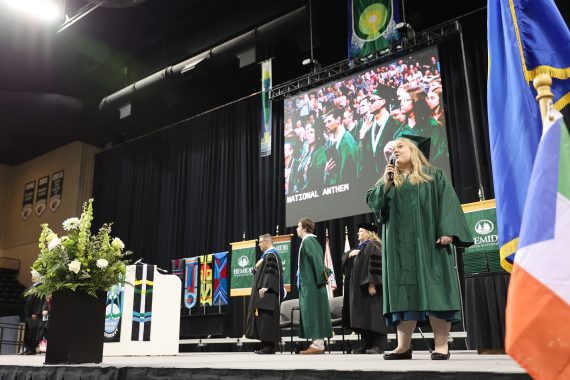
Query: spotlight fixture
5,0,63,23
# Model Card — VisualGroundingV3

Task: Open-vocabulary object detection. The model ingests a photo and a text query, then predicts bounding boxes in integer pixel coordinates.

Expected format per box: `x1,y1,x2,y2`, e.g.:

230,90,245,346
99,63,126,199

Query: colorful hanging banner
212,251,229,306
199,254,213,306
260,59,272,157
348,0,400,59
230,239,257,297
131,264,154,341
171,259,185,280
184,257,199,309
104,281,125,343
272,235,292,291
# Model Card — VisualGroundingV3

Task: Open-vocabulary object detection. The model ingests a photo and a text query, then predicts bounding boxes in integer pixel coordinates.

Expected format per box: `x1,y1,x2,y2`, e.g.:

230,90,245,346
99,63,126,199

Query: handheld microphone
388,154,396,181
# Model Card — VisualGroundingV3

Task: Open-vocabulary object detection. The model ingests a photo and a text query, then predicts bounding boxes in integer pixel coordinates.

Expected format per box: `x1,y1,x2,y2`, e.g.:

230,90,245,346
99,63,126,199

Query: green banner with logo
462,200,504,273
273,235,292,291
230,240,257,297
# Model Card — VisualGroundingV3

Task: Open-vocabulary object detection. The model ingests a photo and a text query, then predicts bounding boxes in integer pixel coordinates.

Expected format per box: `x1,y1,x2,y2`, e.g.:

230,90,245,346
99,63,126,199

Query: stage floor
1,351,527,374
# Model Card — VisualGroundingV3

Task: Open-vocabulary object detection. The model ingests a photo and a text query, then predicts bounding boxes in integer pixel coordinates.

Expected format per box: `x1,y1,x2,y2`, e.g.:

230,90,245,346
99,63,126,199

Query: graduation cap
372,84,399,112
400,134,431,160
357,222,378,233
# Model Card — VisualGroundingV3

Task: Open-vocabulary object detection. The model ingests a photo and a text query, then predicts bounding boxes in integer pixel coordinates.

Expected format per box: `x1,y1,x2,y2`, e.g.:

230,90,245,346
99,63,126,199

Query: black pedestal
45,290,106,364
464,272,510,351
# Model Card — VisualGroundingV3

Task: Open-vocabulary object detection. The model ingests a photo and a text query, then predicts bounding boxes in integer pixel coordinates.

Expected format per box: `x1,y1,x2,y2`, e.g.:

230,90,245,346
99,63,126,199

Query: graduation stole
212,252,228,306
184,257,199,309
357,239,371,249
131,264,154,341
199,254,213,306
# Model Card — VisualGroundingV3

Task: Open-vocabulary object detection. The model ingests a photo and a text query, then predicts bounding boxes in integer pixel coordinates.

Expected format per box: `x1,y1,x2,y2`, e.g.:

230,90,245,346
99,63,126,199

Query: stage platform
0,351,529,380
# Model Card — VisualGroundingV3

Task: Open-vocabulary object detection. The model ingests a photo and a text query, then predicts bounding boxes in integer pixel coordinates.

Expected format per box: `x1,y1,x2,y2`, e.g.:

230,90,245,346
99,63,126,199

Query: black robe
349,240,387,334
341,250,355,329
246,250,284,344
24,284,44,349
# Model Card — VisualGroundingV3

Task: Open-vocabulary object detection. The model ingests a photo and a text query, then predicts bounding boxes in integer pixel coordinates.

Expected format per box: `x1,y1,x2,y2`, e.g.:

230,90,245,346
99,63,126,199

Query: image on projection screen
283,46,450,226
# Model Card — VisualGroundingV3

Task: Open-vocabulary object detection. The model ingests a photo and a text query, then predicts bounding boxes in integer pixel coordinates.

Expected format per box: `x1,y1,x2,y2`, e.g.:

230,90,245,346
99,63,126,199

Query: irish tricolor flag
505,111,570,380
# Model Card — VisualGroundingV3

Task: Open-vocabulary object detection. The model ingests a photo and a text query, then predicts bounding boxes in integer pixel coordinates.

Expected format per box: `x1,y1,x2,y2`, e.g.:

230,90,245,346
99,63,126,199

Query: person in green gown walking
296,217,333,354
366,137,473,361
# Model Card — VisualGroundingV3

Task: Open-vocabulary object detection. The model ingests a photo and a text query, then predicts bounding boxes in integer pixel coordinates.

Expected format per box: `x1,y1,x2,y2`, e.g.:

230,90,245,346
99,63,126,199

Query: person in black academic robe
348,222,386,354
20,275,44,355
340,249,355,331
246,234,284,354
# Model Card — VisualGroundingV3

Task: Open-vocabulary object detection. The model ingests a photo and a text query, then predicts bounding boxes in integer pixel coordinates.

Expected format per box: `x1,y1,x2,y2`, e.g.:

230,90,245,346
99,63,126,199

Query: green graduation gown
366,167,473,319
325,132,357,186
298,235,333,339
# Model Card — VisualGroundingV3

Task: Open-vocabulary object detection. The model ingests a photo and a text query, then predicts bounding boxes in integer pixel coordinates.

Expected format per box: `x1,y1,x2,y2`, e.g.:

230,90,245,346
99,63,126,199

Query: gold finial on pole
275,225,279,236
242,231,246,241
533,73,554,122
325,228,329,238
345,226,348,237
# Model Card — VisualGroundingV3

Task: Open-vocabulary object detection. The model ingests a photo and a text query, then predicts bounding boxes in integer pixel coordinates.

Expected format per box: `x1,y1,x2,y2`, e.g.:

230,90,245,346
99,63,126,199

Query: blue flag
487,0,570,272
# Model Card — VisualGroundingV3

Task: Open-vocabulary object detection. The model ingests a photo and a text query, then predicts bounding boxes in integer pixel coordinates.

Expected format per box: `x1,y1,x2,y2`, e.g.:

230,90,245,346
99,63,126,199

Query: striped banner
199,254,213,306
184,257,199,309
131,264,154,341
213,252,228,306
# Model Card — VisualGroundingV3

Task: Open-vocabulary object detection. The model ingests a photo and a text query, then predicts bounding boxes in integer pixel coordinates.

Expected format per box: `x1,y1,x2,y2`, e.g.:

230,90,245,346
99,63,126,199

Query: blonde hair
369,231,380,242
379,138,433,187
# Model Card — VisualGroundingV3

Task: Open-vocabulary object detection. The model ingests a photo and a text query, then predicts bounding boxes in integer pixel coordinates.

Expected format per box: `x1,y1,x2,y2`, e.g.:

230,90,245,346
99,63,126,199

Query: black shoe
351,346,367,354
365,346,383,354
23,350,36,355
255,346,275,355
383,347,412,360
431,351,450,360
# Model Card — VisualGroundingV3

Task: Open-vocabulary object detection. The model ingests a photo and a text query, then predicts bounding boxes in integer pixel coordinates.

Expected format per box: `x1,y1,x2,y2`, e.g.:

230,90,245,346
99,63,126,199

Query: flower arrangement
28,199,131,299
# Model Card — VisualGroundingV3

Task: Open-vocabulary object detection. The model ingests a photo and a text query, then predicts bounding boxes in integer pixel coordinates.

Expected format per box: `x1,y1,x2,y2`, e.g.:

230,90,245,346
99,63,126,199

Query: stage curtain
92,12,494,337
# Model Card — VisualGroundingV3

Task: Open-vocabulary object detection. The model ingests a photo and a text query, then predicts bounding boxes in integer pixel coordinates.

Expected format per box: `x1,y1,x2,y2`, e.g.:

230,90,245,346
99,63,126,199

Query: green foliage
28,199,131,299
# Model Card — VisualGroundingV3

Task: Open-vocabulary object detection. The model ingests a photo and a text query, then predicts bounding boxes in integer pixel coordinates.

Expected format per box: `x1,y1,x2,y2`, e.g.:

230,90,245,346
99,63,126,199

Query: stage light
4,0,63,23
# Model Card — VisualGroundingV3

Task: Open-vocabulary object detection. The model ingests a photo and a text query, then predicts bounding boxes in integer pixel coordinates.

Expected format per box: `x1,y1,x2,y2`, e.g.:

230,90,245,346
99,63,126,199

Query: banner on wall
21,181,36,220
212,251,228,306
272,235,292,291
184,258,199,309
35,176,49,217
229,239,257,297
49,170,64,212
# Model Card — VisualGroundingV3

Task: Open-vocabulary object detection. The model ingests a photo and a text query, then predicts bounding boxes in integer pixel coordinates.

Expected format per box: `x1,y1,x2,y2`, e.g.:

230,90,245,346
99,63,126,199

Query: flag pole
533,73,554,125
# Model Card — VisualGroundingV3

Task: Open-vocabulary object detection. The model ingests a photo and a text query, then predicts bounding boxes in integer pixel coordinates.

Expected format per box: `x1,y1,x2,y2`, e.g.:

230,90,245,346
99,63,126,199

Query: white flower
46,233,58,243
31,269,41,280
68,260,81,274
62,217,81,231
111,238,125,250
96,259,108,269
48,237,61,251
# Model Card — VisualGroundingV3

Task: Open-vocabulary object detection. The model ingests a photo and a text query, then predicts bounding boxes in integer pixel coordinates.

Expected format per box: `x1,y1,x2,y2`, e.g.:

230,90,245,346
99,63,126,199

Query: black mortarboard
357,222,378,233
400,134,431,160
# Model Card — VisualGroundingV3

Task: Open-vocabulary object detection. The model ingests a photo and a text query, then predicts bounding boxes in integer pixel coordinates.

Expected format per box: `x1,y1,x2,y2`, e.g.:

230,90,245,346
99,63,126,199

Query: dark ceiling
0,0,567,166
